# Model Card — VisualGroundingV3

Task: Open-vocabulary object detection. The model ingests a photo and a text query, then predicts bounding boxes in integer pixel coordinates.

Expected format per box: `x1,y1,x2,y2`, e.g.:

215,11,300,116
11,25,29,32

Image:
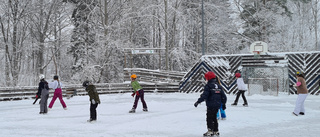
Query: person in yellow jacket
129,74,148,113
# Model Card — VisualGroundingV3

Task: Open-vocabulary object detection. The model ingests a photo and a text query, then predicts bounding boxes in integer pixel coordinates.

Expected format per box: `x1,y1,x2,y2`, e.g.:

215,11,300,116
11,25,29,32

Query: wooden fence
0,82,180,101
0,68,185,101
123,68,185,83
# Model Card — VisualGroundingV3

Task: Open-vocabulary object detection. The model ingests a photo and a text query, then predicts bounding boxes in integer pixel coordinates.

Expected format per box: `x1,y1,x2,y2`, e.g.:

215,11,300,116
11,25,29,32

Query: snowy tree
0,0,31,86
237,0,293,42
1,0,320,87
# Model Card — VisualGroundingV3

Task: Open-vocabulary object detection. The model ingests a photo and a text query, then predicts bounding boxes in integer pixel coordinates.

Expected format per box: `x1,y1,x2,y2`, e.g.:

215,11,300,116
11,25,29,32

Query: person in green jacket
129,74,148,113
83,81,100,122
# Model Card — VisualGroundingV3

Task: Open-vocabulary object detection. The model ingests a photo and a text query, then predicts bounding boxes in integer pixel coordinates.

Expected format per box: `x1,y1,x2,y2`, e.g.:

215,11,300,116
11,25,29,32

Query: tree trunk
38,0,45,75
164,0,168,70
0,16,11,86
312,0,319,50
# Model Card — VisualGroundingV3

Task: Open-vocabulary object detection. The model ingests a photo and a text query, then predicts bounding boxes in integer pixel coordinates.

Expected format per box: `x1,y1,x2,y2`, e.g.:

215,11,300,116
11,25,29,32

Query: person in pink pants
48,75,67,110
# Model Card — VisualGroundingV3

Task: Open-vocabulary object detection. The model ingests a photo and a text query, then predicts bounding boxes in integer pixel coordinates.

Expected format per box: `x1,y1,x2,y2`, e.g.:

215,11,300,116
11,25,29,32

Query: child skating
216,77,226,120
231,73,248,107
36,74,49,114
194,71,227,137
129,74,148,113
216,105,226,120
291,72,308,116
83,81,100,122
48,75,67,110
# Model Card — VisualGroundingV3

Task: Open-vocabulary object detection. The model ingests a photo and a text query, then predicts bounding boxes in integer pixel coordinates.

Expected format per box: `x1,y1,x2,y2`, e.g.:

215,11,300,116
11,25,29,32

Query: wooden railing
0,68,185,101
123,68,186,83
0,82,179,101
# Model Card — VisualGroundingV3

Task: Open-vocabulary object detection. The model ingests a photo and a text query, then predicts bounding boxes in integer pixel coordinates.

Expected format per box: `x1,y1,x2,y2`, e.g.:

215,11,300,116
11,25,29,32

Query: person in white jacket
48,75,67,110
231,73,248,106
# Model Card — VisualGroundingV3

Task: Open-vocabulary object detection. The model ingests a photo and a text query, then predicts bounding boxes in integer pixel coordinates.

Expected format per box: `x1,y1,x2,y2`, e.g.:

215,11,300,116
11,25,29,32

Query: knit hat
204,71,216,80
131,74,137,79
82,80,90,87
235,73,241,78
296,71,304,78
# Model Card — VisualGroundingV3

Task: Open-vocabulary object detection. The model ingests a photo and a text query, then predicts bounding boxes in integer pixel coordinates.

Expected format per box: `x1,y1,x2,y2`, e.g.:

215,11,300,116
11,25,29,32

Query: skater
129,74,148,113
291,72,308,116
83,81,100,122
216,77,226,120
231,73,248,106
216,104,226,120
48,75,67,110
36,74,49,114
194,71,227,137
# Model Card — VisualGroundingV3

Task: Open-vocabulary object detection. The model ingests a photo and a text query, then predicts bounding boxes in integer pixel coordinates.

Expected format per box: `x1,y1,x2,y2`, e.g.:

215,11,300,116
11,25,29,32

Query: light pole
201,0,205,56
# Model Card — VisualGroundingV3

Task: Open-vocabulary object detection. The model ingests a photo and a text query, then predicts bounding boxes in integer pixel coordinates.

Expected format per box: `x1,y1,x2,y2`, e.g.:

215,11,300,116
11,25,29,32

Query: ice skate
243,103,248,107
203,129,213,137
129,109,135,113
87,119,96,122
231,103,237,106
299,112,305,115
292,112,298,116
143,108,148,112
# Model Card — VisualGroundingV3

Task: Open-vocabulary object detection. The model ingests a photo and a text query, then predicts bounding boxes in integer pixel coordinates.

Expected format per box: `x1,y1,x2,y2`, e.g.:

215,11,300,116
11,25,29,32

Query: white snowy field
1,92,320,137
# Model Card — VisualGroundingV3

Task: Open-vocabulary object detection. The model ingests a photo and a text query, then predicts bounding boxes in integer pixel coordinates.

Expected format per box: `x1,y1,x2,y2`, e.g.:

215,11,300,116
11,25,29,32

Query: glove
136,91,140,96
36,95,38,98
194,102,199,107
131,92,135,97
91,99,96,104
222,104,226,110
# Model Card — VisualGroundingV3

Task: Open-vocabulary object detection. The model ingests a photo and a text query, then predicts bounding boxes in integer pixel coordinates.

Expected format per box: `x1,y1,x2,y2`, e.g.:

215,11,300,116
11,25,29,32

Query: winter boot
129,109,136,113
231,103,237,106
203,129,213,137
143,108,148,112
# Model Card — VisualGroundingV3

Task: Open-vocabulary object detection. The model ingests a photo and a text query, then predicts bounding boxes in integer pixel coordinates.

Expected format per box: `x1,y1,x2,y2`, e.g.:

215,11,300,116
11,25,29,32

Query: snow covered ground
1,92,320,137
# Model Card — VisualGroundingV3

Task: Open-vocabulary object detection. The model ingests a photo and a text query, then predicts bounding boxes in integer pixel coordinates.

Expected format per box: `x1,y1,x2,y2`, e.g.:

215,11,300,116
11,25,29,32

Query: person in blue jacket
194,71,227,137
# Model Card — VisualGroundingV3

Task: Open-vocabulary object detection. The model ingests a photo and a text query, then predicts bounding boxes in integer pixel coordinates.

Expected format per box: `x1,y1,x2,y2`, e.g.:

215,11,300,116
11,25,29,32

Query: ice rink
1,92,320,137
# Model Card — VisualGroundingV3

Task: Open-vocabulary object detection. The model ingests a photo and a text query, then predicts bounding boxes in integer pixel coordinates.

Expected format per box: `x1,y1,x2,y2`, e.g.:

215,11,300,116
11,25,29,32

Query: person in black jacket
194,71,227,137
37,74,49,114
